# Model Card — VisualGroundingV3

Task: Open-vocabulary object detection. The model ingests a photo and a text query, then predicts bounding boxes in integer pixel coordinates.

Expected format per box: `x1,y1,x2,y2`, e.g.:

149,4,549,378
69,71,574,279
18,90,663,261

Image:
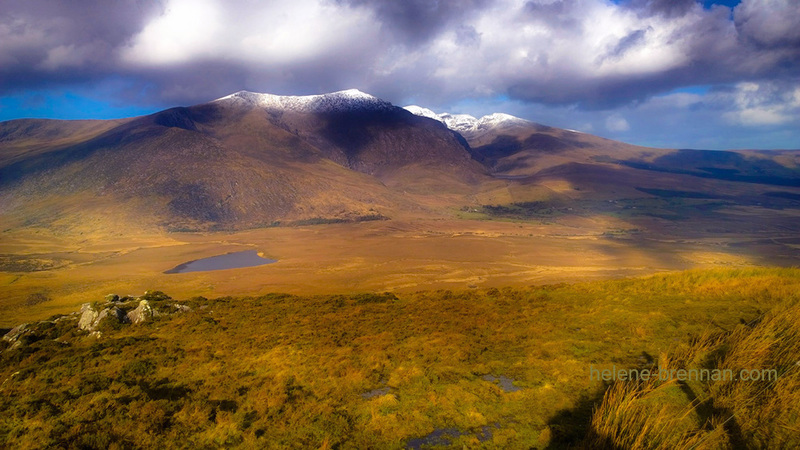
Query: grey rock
170,303,192,313
79,304,128,331
127,300,153,325
105,294,120,302
96,306,129,327
2,323,29,343
78,304,99,331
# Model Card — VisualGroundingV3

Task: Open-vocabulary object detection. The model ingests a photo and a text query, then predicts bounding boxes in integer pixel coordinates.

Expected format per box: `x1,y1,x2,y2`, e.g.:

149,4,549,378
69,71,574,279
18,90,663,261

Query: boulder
96,306,129,328
105,294,120,302
78,303,99,331
79,304,128,331
2,323,29,343
170,303,192,313
127,300,153,325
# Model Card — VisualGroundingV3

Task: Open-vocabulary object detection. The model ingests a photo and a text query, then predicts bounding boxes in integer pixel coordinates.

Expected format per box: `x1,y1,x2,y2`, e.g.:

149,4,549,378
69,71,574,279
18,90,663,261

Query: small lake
165,250,276,274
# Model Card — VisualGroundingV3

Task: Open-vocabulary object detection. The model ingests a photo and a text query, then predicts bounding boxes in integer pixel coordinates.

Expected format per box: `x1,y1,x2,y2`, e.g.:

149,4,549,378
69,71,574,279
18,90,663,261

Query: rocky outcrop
3,291,192,348
78,304,129,331
2,316,77,351
127,300,153,324
2,324,30,350
2,323,29,343
78,304,99,331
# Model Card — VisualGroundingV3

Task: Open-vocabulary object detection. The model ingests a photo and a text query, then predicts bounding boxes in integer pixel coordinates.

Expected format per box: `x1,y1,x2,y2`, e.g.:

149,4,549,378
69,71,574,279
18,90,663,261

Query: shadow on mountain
616,149,800,187
472,133,591,167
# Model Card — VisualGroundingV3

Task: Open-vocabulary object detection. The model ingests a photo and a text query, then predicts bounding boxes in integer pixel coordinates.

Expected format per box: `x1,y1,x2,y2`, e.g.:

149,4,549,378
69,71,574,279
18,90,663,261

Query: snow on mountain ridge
216,89,393,113
403,105,440,121
403,106,528,134
213,89,528,130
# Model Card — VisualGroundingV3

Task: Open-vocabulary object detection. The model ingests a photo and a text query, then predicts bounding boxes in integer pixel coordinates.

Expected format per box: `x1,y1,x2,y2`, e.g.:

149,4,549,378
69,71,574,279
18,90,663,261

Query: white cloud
722,82,800,126
605,114,630,132
121,0,226,65
371,0,739,106
121,0,381,67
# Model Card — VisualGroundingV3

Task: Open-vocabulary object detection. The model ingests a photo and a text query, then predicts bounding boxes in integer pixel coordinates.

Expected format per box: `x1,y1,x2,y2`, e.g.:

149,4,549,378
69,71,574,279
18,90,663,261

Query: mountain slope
0,90,486,232
2,90,798,236
215,90,483,183
404,105,800,201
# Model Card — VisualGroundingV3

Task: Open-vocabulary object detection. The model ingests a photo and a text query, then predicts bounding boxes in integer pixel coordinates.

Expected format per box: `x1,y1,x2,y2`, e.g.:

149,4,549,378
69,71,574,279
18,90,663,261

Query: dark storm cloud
735,0,800,48
0,0,798,118
0,0,164,91
501,0,800,108
608,28,650,59
630,0,698,18
339,0,490,44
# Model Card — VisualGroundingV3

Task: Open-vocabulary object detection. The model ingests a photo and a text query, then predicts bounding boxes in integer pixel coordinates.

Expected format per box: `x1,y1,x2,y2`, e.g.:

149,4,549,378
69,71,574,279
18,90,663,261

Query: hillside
0,90,485,233
2,90,799,236
2,268,798,448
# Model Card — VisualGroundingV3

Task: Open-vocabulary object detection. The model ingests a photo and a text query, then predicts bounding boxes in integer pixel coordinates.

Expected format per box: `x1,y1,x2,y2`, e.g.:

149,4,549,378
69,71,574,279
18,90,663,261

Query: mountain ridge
1,88,798,235
216,89,394,114
0,89,488,232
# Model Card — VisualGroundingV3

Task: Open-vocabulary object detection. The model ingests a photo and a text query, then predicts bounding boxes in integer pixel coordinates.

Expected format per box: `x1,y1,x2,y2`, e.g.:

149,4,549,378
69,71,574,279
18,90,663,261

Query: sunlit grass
1,268,798,448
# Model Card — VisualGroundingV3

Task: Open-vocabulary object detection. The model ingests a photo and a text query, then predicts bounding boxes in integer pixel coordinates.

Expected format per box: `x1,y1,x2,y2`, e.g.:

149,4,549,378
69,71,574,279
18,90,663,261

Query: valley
1,90,799,326
1,89,799,448
2,204,798,327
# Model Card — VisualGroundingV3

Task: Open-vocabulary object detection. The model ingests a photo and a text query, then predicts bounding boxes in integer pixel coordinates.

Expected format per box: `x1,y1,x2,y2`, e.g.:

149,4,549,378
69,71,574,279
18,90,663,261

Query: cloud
0,0,163,87
0,0,798,134
338,0,490,44
606,114,631,132
735,0,800,48
121,0,382,67
720,81,800,126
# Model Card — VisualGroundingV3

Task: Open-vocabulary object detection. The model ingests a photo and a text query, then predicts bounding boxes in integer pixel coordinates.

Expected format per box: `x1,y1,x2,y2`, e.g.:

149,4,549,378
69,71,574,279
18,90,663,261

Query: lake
165,250,276,274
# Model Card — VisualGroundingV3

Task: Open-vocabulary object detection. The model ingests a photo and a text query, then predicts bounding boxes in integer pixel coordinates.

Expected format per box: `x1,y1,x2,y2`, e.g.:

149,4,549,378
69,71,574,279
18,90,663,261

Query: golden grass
3,213,780,327
1,268,798,448
584,282,800,449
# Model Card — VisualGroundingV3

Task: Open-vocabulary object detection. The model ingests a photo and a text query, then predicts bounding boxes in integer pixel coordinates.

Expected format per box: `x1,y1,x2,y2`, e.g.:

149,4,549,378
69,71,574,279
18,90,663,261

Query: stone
2,323,29,343
127,300,153,325
95,306,129,328
170,303,192,313
79,304,128,331
105,294,120,302
78,303,99,331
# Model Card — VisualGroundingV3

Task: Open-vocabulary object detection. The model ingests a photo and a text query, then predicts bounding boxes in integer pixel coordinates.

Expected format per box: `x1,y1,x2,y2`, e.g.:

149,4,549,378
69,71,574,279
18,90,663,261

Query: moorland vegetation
2,268,798,448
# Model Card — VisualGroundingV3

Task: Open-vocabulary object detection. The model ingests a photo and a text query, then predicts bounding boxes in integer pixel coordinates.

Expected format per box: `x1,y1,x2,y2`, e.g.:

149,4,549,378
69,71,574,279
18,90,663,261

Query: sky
0,0,798,150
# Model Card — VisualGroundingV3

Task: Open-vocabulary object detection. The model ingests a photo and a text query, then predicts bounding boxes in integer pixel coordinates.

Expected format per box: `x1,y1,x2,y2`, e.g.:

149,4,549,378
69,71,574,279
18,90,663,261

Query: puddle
406,425,496,449
361,387,392,399
482,374,523,392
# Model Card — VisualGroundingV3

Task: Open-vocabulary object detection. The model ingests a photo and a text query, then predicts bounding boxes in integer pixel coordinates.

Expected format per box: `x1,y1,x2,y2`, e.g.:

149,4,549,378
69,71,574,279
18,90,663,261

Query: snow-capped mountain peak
403,105,440,121
403,106,528,135
215,89,392,113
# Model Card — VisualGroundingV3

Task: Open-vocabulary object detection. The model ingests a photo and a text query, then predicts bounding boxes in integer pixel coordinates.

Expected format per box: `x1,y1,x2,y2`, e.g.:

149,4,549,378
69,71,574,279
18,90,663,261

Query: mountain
0,90,485,232
1,89,799,237
404,105,530,141
212,90,483,183
404,105,646,174
404,105,800,201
